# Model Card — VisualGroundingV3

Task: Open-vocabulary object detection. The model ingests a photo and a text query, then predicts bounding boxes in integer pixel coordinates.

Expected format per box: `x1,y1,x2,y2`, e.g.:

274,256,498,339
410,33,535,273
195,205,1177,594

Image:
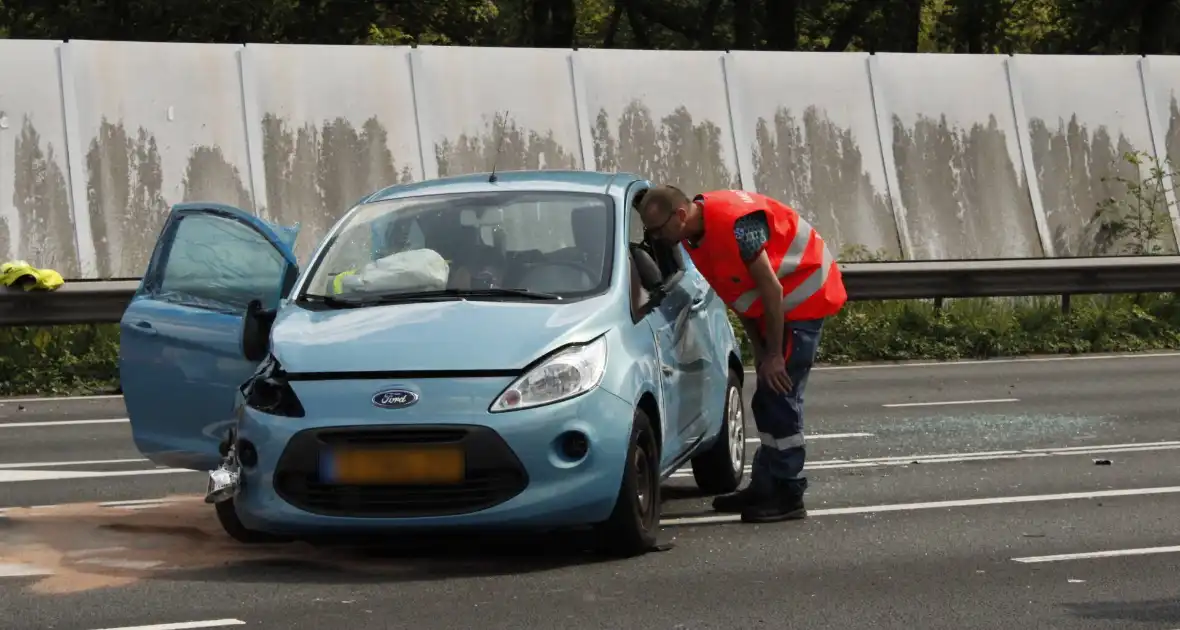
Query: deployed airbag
336,248,450,294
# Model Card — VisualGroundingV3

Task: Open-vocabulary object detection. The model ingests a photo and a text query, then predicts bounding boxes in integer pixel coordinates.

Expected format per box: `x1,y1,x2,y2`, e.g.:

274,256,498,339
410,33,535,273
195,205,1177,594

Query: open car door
119,202,300,471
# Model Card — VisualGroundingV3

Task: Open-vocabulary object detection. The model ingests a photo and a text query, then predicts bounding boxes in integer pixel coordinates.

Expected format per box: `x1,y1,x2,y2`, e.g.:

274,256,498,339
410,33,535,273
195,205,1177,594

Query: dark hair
639,185,690,218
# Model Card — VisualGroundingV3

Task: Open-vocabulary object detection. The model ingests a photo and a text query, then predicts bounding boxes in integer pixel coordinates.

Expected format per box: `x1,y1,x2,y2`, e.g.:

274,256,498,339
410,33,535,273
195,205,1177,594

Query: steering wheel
520,260,600,289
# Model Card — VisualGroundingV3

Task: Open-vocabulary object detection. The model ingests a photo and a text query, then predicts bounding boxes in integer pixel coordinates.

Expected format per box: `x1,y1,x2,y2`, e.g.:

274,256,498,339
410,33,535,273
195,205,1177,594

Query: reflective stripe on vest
729,215,834,316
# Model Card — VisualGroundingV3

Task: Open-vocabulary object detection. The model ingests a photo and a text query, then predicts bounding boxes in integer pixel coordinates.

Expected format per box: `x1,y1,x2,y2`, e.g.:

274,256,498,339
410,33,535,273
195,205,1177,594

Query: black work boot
740,486,806,523
711,485,765,513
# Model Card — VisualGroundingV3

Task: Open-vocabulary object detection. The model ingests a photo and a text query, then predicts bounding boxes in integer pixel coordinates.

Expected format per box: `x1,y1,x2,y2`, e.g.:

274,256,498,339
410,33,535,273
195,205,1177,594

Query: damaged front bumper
205,441,242,504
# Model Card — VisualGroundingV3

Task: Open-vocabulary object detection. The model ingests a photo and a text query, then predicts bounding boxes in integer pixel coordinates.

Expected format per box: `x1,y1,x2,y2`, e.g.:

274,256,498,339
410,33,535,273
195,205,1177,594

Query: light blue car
119,169,748,556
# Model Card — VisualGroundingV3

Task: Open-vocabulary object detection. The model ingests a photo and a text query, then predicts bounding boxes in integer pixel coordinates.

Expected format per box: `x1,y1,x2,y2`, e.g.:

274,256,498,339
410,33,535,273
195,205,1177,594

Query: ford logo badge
372,389,419,409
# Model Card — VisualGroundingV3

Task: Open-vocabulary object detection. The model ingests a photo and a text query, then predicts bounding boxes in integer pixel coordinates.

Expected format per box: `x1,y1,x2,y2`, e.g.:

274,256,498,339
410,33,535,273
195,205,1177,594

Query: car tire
689,368,746,495
214,498,291,544
595,407,661,557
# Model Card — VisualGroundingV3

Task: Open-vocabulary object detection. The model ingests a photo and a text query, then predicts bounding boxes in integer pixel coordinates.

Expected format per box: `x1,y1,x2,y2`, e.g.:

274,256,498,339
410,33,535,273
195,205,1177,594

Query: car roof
360,169,646,204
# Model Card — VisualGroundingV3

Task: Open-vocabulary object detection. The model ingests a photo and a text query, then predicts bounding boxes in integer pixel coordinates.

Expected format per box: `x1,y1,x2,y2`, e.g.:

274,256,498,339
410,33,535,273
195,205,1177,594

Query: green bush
730,293,1180,367
2,293,1179,397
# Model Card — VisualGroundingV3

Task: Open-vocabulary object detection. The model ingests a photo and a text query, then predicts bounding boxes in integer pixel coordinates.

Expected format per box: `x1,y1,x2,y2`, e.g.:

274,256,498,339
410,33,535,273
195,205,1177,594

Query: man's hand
757,353,792,395
744,249,789,393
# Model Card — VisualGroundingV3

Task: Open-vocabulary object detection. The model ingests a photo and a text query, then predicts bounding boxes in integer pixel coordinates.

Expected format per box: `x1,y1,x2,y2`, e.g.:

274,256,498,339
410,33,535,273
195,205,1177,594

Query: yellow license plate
322,446,466,485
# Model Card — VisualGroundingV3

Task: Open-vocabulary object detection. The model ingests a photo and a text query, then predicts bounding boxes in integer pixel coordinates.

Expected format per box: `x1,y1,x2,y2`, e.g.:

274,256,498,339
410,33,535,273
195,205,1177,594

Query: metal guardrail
2,256,1179,327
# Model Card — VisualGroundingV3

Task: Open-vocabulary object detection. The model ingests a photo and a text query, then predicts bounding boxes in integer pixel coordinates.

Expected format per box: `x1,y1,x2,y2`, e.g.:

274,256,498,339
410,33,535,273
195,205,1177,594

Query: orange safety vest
684,190,847,326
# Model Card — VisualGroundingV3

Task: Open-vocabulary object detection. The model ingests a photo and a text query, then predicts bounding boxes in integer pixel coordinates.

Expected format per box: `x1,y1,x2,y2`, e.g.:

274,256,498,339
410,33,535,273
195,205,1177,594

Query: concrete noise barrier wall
2,40,1180,279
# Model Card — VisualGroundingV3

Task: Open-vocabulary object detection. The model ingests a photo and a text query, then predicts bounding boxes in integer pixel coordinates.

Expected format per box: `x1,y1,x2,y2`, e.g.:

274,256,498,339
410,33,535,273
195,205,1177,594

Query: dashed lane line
671,440,1180,478
660,485,1180,527
1012,545,1180,563
882,398,1019,408
88,620,247,630
0,563,55,578
0,458,149,469
0,418,129,428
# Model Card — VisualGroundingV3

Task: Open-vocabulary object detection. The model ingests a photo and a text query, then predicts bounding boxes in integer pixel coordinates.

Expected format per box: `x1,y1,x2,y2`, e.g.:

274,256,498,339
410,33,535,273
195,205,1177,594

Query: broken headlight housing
243,354,306,418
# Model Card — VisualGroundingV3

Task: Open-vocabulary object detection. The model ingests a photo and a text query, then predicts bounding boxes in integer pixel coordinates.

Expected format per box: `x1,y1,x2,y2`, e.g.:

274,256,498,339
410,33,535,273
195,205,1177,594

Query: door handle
689,293,708,312
132,320,158,336
661,363,675,376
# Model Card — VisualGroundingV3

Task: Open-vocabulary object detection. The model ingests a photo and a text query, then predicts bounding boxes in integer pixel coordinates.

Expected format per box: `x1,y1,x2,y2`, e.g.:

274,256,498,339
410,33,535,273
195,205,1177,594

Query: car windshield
301,190,616,304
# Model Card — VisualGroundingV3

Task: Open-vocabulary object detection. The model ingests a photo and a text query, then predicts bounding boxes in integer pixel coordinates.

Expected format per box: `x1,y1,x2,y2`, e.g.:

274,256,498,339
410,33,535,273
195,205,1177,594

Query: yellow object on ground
0,260,65,291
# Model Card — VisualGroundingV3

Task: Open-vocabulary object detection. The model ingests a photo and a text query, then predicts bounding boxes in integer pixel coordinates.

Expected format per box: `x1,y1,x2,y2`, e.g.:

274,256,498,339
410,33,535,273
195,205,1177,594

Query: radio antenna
489,109,509,183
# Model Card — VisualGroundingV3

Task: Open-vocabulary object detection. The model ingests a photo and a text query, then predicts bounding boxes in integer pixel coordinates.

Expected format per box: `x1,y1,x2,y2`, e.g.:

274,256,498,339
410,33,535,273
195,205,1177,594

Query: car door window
626,200,687,318
156,213,289,313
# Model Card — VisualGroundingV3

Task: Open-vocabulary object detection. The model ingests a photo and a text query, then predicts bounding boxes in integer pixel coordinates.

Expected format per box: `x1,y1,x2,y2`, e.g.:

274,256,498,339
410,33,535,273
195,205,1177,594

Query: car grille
272,425,529,518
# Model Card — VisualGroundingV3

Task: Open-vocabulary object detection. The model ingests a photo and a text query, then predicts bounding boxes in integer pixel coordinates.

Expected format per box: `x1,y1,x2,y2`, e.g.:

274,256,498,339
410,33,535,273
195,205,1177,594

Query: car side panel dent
598,316,674,473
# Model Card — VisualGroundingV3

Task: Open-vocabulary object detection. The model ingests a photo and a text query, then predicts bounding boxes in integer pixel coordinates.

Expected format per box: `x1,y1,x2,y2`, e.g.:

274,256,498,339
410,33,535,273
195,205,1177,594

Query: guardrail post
1061,293,1071,315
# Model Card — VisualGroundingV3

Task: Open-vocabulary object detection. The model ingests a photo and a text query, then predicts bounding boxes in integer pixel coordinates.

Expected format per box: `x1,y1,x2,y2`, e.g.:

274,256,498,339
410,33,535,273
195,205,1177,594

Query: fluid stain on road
0,496,610,594
0,496,307,594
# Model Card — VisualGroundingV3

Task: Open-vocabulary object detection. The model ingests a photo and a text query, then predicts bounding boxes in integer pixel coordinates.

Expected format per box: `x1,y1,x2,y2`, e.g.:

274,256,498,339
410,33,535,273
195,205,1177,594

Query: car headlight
490,335,608,413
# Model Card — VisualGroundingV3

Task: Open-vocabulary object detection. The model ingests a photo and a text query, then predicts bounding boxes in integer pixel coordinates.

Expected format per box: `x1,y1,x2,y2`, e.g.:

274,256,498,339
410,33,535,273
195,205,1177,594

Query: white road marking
0,394,123,404
0,562,54,577
0,468,190,483
0,458,147,469
0,498,184,516
659,485,1180,526
1012,545,1180,563
99,498,176,507
746,432,873,444
0,418,129,428
88,620,246,630
882,398,1019,408
672,440,1180,478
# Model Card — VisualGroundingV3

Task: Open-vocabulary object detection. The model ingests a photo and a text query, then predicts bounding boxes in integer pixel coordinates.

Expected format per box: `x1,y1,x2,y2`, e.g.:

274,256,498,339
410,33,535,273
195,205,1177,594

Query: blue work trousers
749,318,824,497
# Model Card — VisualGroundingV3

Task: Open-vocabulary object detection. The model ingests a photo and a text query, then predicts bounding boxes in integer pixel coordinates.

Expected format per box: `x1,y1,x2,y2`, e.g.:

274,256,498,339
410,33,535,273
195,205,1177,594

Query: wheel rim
727,385,744,473
634,443,652,517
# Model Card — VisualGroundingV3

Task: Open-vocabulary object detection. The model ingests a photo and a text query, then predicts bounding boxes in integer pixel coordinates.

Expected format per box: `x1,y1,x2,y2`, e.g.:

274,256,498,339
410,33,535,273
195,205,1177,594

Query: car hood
270,296,615,373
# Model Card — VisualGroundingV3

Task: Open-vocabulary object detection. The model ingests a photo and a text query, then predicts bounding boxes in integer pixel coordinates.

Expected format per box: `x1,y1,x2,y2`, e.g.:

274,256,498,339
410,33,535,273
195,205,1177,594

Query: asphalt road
2,351,1179,629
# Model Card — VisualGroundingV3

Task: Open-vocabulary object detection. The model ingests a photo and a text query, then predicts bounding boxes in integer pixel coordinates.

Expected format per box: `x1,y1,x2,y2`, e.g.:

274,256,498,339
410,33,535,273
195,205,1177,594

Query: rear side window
157,213,287,312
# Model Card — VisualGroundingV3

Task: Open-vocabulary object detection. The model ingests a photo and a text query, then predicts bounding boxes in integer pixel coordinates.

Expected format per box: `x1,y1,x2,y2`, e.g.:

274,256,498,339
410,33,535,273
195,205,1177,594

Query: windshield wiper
444,288,562,300
299,288,561,308
298,293,362,308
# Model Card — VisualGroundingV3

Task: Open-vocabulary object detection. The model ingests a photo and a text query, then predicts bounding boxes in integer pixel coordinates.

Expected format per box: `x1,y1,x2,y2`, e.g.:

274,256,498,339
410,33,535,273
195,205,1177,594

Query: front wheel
214,498,292,544
595,407,661,557
690,369,747,494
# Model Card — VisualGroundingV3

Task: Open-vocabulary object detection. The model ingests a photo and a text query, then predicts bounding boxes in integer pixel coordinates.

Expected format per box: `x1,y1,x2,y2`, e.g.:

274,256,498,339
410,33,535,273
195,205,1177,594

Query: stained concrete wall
1,40,1178,278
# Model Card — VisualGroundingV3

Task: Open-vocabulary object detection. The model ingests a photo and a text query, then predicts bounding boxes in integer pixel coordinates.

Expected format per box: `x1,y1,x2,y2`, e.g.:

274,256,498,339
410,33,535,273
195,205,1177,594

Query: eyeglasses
644,209,677,235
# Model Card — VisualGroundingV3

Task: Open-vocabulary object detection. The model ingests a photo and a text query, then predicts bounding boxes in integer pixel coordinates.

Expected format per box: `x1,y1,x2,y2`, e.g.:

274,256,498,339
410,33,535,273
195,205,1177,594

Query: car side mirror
241,299,276,362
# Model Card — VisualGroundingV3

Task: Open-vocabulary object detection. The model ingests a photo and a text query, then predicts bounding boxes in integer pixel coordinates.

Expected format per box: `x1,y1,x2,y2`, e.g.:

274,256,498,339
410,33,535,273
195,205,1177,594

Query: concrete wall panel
0,40,79,275
577,49,741,193
874,53,1043,260
246,44,423,262
414,45,584,177
726,51,900,260
67,40,255,277
2,40,1176,278
1145,56,1180,180
1011,54,1177,256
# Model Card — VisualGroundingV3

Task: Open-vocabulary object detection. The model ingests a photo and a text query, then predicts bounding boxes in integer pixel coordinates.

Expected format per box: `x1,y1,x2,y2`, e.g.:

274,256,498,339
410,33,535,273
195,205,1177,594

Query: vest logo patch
731,276,741,283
